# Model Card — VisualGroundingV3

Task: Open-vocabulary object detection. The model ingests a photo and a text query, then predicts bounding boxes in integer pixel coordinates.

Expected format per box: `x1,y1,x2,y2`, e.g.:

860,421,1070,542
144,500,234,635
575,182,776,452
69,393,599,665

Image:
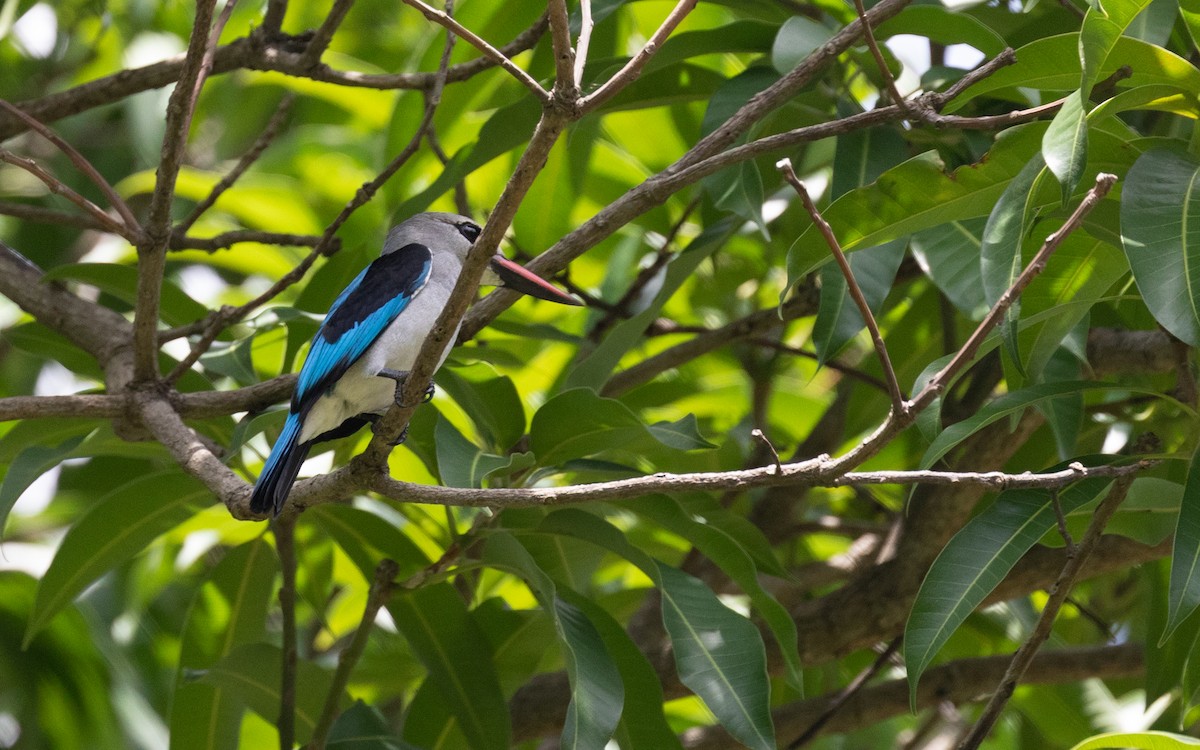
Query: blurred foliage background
2,0,1200,748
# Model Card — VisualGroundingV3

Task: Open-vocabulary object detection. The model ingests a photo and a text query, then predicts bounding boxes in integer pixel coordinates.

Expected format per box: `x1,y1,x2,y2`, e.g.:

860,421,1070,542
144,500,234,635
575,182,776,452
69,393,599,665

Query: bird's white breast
297,253,464,443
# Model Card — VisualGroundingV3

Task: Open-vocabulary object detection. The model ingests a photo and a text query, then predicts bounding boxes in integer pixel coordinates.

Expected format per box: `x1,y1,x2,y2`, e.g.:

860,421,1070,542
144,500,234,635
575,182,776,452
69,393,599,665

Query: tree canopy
1,0,1199,748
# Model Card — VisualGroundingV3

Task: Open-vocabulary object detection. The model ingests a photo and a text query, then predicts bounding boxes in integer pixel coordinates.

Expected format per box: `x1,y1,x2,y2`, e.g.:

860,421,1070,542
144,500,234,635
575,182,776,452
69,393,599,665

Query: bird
249,212,581,517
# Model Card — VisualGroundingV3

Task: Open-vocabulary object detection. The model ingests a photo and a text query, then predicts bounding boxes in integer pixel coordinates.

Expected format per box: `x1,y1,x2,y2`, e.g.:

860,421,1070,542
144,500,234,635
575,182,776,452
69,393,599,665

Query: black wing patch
321,243,432,341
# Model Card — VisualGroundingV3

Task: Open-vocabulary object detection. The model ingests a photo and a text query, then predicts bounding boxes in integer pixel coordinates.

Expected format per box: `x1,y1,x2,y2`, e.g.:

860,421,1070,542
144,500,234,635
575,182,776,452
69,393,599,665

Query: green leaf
949,34,1200,113
42,263,209,327
979,152,1045,373
1068,731,1200,749
484,533,624,750
558,590,682,750
1043,91,1089,205
530,388,712,467
170,539,278,750
1183,0,1200,50
1080,0,1156,94
537,510,776,750
920,381,1114,469
199,643,338,745
1166,443,1200,641
327,701,422,750
435,413,533,489
785,124,1046,293
389,583,511,750
905,472,1114,702
1121,148,1200,345
770,17,834,74
874,6,1007,56
813,240,906,363
27,471,208,644
910,218,988,318
437,364,525,452
630,498,803,691
0,431,87,536
566,220,734,391
310,504,431,581
657,565,774,750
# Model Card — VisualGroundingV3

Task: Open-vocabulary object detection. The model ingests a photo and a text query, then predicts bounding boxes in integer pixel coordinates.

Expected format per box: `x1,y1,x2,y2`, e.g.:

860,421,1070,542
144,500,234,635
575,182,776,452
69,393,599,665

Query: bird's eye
457,222,481,242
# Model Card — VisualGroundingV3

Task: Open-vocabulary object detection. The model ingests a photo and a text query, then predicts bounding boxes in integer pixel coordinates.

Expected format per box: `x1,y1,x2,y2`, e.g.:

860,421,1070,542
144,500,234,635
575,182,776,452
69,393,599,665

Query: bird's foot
371,419,410,446
377,368,436,406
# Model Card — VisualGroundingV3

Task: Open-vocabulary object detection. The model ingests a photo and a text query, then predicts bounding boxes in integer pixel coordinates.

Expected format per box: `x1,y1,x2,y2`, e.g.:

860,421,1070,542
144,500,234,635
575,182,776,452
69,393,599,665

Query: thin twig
400,0,550,102
746,337,892,395
133,0,219,382
0,199,109,231
547,0,576,97
262,0,287,34
309,558,399,750
1050,488,1075,551
170,229,322,252
957,471,1139,749
274,516,298,750
298,0,357,68
0,150,128,236
851,0,915,121
777,158,906,413
175,93,295,234
788,638,902,748
0,100,142,237
579,0,697,113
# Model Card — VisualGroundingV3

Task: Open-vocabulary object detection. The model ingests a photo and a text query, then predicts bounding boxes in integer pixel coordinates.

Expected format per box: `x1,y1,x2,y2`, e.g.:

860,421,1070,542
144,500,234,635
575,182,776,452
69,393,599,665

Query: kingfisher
250,212,580,516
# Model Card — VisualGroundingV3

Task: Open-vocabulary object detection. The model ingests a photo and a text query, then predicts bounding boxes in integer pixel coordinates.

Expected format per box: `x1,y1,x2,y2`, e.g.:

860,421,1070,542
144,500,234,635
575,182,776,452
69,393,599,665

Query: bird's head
384,212,581,306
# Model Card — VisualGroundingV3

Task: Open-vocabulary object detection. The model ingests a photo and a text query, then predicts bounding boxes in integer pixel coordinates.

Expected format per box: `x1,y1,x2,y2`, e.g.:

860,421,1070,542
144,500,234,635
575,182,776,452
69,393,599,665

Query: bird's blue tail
250,413,311,516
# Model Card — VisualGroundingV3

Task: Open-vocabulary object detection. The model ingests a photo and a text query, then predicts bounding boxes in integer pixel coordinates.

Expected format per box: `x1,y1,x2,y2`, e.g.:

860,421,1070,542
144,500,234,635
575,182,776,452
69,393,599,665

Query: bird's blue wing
293,242,432,413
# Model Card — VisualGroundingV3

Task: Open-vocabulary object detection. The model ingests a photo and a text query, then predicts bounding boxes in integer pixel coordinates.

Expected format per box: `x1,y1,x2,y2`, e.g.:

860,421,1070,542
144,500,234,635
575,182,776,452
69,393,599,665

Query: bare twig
547,0,576,97
787,638,901,749
957,472,1139,749
0,150,128,237
262,0,287,34
579,0,697,113
400,0,550,102
309,558,399,750
298,0,357,68
0,100,141,237
850,0,914,120
0,199,110,231
777,158,905,412
175,93,295,234
274,515,298,750
133,0,220,382
170,229,322,252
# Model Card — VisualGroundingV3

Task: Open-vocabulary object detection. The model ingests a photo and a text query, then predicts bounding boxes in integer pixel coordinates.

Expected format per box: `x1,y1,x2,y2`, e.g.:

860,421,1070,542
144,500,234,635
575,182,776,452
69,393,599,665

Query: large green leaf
874,6,1007,56
948,34,1200,111
910,218,988,318
437,364,525,452
1166,444,1200,641
1068,731,1200,749
199,643,339,745
980,152,1045,373
484,533,624,750
42,263,209,327
0,432,87,536
1121,148,1200,345
435,413,535,489
904,473,1114,701
26,471,208,644
310,504,431,581
1043,91,1089,205
537,509,776,750
785,124,1046,293
389,583,511,750
530,388,712,467
630,498,802,691
170,539,278,750
1080,0,1156,94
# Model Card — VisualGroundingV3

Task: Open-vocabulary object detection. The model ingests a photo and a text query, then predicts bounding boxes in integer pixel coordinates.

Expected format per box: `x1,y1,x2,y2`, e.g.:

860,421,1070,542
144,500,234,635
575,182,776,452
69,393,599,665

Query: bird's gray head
381,212,582,306
382,212,479,261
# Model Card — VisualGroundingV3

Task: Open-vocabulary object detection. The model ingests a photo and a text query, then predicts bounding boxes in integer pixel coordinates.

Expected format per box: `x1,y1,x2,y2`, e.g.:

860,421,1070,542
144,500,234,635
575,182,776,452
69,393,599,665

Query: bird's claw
377,369,436,406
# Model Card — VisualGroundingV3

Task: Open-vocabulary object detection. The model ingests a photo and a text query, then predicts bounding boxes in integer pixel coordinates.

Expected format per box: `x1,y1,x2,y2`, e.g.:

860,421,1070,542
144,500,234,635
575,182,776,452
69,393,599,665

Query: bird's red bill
490,255,582,306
